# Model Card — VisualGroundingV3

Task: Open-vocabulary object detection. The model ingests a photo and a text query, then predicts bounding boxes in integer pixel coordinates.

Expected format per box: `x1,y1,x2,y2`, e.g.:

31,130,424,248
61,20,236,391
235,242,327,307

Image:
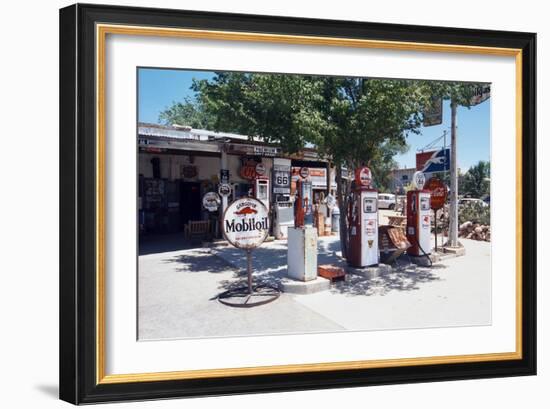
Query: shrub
458,202,490,226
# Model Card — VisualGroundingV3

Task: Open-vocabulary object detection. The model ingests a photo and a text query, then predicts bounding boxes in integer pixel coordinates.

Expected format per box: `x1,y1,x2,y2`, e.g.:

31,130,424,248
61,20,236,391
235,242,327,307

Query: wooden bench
184,220,211,242
379,225,411,264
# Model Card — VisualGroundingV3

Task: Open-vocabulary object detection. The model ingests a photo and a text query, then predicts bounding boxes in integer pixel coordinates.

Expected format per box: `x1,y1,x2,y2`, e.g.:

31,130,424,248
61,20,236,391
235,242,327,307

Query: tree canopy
159,97,215,129
460,161,491,198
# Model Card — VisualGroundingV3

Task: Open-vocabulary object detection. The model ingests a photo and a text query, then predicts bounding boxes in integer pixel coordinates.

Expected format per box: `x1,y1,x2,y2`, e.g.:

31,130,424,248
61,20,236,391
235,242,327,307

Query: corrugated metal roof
137,123,321,158
138,123,252,142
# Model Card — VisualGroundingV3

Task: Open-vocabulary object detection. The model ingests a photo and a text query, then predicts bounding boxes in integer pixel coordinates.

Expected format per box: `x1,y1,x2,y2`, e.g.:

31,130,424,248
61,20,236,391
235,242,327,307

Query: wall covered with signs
139,152,275,186
139,152,220,182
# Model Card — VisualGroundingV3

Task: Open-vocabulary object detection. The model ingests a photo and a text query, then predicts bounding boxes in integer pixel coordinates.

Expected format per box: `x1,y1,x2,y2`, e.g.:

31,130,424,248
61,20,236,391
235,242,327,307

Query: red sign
240,158,259,180
416,151,435,171
425,177,448,210
355,167,372,187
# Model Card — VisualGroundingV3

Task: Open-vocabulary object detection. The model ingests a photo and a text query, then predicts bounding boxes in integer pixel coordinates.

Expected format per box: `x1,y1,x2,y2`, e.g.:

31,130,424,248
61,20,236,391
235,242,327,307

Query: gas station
138,143,489,340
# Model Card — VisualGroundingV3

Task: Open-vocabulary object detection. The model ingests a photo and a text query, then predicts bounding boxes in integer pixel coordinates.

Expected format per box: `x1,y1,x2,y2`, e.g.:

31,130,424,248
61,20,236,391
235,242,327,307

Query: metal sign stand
217,249,281,308
247,249,253,294
434,209,438,253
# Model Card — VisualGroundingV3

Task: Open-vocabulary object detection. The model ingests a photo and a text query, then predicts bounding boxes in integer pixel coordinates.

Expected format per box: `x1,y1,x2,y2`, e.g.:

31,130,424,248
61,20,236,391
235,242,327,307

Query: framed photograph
59,3,536,404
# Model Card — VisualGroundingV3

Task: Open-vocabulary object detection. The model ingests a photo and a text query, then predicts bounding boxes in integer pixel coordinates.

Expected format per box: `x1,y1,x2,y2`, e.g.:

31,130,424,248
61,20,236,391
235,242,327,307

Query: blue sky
138,68,490,171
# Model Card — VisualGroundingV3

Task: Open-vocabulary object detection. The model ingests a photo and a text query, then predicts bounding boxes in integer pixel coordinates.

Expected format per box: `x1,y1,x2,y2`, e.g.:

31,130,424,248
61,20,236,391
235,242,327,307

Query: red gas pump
293,176,313,227
406,172,432,257
347,167,379,267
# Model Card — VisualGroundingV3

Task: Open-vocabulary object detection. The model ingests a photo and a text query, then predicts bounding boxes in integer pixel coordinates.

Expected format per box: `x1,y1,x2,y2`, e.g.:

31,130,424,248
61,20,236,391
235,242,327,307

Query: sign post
218,197,279,307
246,249,253,294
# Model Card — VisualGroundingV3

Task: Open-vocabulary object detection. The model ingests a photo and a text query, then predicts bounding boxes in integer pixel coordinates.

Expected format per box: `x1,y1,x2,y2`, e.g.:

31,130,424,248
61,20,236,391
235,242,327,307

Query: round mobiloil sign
222,197,269,249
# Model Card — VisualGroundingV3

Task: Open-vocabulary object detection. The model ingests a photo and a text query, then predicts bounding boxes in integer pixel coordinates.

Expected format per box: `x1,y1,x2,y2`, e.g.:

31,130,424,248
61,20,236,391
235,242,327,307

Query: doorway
180,181,202,227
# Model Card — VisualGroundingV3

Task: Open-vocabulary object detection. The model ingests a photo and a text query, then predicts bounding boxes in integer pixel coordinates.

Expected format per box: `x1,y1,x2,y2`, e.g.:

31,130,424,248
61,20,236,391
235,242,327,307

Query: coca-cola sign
425,177,448,210
222,198,269,249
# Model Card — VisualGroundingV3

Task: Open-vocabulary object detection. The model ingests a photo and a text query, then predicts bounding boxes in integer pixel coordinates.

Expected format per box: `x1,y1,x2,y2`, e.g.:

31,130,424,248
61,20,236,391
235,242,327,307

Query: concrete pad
346,263,392,279
443,245,467,256
280,276,331,294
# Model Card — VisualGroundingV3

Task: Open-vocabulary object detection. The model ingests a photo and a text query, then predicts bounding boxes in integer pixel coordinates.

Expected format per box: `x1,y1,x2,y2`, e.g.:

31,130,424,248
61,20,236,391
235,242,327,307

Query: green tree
370,140,409,193
192,72,326,154
158,97,215,129
460,161,490,198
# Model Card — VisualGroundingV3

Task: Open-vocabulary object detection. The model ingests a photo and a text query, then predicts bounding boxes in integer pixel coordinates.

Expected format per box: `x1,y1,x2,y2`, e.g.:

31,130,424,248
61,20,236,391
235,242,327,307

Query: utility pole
447,100,459,247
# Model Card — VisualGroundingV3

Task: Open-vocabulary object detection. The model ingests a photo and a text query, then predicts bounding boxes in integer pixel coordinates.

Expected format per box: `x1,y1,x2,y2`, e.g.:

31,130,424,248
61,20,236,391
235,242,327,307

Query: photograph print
137,68,491,341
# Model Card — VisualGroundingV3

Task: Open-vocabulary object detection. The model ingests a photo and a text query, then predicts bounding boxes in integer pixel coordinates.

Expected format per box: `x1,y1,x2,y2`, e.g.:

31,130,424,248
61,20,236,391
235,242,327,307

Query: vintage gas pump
253,177,270,211
287,172,317,282
347,167,379,267
294,175,313,227
406,171,432,256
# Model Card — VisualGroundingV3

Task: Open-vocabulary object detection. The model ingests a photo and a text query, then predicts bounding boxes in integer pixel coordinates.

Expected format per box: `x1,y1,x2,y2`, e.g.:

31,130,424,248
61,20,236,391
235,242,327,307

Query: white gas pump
348,167,379,267
273,201,294,239
406,171,432,256
254,177,270,211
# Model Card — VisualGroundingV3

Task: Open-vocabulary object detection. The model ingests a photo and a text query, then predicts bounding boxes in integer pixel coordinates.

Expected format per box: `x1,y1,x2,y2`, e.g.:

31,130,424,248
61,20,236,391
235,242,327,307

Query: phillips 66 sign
222,198,269,249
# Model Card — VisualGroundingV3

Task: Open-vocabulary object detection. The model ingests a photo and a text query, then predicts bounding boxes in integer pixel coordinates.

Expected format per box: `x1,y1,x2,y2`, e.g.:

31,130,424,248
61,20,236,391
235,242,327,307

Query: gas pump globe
348,167,379,267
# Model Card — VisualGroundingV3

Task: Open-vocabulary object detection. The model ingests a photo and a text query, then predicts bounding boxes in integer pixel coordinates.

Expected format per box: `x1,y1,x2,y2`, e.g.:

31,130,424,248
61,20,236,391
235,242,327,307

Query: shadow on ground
156,237,448,298
163,250,236,275
331,264,444,297
139,232,196,255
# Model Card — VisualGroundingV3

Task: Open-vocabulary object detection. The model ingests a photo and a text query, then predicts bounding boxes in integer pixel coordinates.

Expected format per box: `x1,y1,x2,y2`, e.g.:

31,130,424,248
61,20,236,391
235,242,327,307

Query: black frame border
60,3,536,404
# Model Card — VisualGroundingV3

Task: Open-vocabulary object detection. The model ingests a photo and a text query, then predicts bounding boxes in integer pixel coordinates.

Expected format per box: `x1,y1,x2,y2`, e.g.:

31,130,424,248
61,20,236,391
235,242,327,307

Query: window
364,197,377,213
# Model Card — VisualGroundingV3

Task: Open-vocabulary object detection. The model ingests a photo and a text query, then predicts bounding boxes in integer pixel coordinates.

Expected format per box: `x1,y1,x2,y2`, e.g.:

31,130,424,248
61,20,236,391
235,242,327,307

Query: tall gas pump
253,177,270,211
287,169,317,282
406,171,432,257
348,167,379,267
294,169,313,227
